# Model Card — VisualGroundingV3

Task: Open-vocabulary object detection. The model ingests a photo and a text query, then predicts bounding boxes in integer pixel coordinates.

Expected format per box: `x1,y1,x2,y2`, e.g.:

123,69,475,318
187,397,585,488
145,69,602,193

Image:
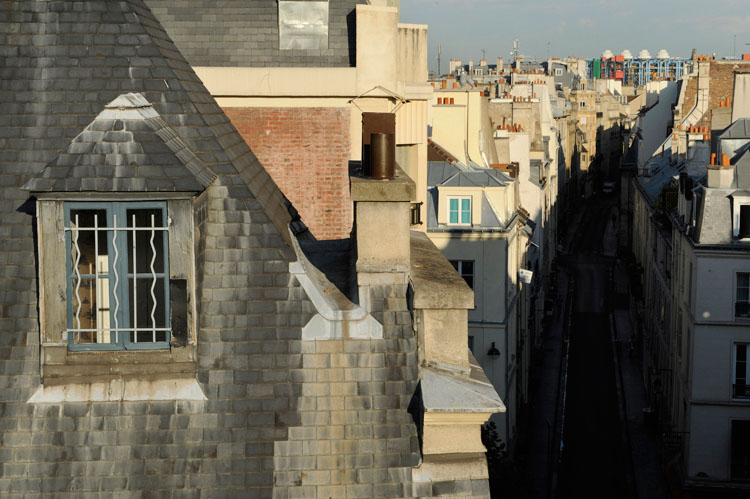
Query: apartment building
630,56,750,495
424,142,528,448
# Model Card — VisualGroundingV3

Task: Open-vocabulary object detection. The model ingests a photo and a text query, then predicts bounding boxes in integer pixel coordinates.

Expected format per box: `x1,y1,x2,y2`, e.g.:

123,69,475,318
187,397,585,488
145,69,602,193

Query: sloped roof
23,93,215,193
427,161,462,187
736,149,750,189
440,170,510,187
148,0,366,68
719,118,750,140
695,187,733,244
2,0,296,242
425,188,507,231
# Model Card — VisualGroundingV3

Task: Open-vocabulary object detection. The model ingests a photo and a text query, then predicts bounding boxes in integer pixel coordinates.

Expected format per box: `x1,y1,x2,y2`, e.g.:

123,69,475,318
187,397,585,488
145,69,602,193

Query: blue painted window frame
64,201,170,351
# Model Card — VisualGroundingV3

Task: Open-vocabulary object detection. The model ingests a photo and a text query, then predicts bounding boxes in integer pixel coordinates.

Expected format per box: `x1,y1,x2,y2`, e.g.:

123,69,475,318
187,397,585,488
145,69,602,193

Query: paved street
558,195,628,498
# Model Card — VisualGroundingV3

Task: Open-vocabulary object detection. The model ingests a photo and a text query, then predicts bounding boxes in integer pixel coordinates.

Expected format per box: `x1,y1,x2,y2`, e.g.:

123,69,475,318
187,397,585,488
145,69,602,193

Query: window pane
449,260,459,271
129,277,167,343
70,277,112,344
461,199,471,224
69,209,108,276
738,345,747,362
127,209,165,274
462,261,474,275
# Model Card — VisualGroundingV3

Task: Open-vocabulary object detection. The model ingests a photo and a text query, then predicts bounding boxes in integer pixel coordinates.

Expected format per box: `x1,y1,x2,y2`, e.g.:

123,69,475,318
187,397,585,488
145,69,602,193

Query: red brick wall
224,107,352,240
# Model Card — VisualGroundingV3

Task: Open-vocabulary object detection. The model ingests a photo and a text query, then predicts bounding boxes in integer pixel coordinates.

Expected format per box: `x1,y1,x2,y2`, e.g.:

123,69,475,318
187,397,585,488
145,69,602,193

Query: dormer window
448,196,472,226
22,93,212,387
65,202,170,350
731,194,750,240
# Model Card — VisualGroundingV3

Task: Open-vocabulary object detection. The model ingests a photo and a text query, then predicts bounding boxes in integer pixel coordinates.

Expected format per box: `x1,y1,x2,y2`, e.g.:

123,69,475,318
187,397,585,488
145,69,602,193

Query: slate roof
0,3,433,497
440,169,510,187
695,187,733,244
718,118,750,140
736,149,750,189
147,0,366,68
425,162,511,231
426,160,462,186
23,93,215,193
2,0,296,240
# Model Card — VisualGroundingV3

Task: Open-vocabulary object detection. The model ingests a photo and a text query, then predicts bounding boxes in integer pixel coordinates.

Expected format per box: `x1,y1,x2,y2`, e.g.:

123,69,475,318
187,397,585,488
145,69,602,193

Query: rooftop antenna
437,43,442,76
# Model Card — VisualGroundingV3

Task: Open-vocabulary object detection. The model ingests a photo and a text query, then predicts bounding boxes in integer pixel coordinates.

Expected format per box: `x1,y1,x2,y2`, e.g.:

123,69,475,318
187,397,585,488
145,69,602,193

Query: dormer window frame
63,200,171,352
732,194,750,240
447,195,472,226
32,191,200,386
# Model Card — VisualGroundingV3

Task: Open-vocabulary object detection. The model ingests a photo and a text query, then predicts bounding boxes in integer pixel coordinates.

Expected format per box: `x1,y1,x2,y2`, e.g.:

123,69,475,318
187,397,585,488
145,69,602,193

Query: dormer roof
23,93,215,193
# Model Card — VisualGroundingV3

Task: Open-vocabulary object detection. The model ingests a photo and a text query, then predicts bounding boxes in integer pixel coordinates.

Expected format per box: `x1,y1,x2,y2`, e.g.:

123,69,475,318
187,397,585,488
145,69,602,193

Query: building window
581,154,587,162
278,1,329,50
732,196,750,239
448,197,472,225
737,273,750,318
554,68,563,76
731,420,750,480
449,260,474,289
734,344,750,398
65,201,170,350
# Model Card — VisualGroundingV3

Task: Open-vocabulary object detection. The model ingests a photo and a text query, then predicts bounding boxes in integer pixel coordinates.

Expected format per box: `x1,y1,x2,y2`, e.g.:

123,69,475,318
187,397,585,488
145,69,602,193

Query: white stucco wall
638,81,679,163
694,255,750,323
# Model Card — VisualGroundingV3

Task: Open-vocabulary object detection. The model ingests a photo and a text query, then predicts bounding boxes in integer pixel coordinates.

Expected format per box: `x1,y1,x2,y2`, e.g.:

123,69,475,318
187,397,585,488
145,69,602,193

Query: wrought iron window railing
64,202,170,350
733,384,750,399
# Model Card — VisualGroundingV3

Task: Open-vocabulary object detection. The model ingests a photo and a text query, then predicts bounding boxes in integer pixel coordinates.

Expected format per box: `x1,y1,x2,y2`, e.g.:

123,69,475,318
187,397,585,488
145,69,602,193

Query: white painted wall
639,81,679,163
694,255,750,323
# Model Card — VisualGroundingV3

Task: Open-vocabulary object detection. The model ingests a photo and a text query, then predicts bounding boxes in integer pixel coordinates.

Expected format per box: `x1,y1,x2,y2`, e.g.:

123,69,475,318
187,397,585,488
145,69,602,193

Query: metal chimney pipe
370,132,395,180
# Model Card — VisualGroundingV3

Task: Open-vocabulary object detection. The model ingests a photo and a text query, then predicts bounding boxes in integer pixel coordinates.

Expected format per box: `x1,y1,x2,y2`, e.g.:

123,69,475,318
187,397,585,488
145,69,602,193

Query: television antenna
437,43,442,76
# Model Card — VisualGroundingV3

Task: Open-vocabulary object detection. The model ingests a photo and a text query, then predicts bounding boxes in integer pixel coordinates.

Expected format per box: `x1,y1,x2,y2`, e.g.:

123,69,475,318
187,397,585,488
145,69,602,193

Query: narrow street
557,193,632,498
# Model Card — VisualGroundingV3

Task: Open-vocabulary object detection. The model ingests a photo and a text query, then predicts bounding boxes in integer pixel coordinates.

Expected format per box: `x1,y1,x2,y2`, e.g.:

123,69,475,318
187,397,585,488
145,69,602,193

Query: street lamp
487,342,501,358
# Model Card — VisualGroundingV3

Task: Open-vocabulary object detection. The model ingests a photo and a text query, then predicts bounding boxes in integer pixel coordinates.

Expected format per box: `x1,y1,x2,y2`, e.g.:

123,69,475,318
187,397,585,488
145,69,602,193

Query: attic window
65,202,170,351
731,194,750,240
278,0,329,50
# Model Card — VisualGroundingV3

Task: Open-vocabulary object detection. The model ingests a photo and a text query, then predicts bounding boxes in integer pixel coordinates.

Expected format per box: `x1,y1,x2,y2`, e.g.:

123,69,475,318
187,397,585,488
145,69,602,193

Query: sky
398,0,750,70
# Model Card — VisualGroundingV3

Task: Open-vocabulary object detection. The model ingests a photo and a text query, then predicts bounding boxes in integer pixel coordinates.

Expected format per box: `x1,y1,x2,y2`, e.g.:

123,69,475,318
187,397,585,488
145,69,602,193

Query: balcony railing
733,384,750,399
410,202,423,226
